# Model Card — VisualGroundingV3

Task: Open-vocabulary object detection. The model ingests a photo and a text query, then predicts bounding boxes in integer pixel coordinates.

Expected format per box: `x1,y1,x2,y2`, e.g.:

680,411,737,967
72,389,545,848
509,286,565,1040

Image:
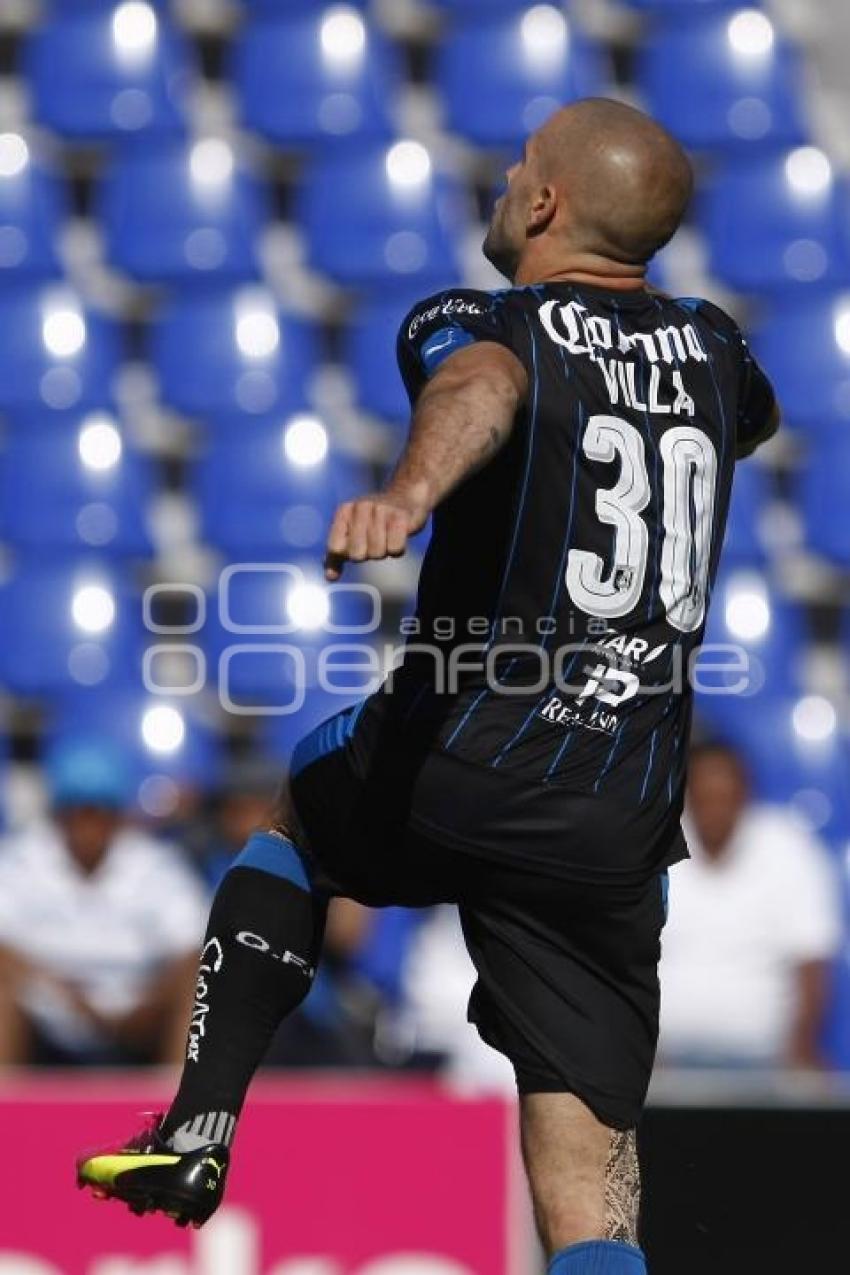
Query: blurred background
0,0,849,1272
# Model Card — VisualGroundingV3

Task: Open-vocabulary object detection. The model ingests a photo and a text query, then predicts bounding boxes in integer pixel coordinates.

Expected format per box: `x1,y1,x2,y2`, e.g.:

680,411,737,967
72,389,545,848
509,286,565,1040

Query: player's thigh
459,870,666,1131
285,704,455,907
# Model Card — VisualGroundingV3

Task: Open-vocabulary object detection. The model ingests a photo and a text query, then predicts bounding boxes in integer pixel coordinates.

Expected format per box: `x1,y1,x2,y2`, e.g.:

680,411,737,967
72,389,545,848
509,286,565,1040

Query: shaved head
484,98,693,282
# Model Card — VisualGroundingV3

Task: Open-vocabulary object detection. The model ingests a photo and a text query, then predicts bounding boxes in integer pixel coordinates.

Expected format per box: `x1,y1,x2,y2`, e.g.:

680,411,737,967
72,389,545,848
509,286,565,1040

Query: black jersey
388,283,776,877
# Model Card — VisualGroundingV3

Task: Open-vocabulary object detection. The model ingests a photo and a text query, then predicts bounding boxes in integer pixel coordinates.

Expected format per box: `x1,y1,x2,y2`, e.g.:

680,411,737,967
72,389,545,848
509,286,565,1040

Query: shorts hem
407,809,685,887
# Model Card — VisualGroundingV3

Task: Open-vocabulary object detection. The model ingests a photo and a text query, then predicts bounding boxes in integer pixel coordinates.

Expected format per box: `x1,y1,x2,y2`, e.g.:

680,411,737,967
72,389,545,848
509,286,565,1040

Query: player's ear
527,183,557,235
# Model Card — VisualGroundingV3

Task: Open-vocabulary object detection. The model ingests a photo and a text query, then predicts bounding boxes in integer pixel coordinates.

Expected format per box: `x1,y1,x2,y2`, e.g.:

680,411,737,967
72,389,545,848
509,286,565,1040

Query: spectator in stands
199,754,382,1069
658,741,842,1069
0,738,208,1066
392,904,516,1091
199,754,282,888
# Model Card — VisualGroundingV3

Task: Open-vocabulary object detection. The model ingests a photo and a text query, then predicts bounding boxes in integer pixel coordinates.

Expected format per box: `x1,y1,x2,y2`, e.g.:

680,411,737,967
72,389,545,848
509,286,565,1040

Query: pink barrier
0,1074,524,1275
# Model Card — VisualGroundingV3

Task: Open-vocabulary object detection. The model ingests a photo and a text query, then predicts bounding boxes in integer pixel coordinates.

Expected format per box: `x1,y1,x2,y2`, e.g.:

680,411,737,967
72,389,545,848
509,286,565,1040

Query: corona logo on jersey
539,300,702,417
538,299,708,367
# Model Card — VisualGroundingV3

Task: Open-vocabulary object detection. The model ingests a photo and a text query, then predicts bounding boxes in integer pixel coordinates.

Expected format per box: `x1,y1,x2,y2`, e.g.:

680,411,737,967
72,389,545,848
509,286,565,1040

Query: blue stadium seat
0,415,153,557
240,0,368,10
346,287,439,423
232,6,398,147
24,3,192,142
435,7,607,149
98,138,267,284
48,692,224,800
205,558,378,705
695,569,806,733
296,142,467,288
0,285,121,417
637,9,807,153
750,293,850,432
701,696,850,848
0,135,66,279
798,428,850,565
620,0,747,10
150,287,317,422
192,415,369,556
426,0,549,10
0,559,144,696
722,461,771,563
699,149,850,294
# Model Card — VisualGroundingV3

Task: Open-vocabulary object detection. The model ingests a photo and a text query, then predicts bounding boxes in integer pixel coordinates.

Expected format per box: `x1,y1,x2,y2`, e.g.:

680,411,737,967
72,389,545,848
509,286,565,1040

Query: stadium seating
98,138,268,284
0,0,845,1024
750,292,850,431
694,569,807,734
346,287,435,424
47,692,224,799
0,559,144,696
232,6,399,147
722,460,771,564
205,558,378,704
150,287,317,421
637,9,808,153
699,148,850,294
192,416,370,556
295,142,467,289
703,695,850,848
0,416,154,557
427,0,550,11
621,0,745,9
24,3,193,142
240,0,369,13
0,135,67,280
0,286,121,416
435,7,608,149
798,428,850,565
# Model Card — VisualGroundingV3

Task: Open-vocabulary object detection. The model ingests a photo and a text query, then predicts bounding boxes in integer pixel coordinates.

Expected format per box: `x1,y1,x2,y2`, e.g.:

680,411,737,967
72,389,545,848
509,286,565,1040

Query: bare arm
324,341,528,580
55,950,200,1064
785,959,831,1070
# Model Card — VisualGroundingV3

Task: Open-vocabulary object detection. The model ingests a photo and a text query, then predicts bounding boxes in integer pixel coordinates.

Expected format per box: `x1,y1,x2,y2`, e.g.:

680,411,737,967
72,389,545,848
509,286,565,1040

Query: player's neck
513,248,647,292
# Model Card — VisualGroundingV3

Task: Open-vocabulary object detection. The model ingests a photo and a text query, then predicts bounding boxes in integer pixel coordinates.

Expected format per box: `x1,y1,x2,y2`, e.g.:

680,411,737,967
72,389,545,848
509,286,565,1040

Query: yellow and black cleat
76,1116,230,1229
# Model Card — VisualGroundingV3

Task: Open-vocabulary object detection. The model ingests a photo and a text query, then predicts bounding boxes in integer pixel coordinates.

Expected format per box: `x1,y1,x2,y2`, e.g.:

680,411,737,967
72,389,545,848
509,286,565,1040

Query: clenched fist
323,490,429,581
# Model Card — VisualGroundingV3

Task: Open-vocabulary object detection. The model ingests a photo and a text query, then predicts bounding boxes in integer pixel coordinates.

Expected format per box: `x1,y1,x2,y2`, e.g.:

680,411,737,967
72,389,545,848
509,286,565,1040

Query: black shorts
289,698,669,1130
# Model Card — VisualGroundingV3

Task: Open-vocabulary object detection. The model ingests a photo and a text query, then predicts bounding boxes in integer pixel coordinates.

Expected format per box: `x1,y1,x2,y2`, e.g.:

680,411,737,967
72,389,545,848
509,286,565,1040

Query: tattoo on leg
604,1129,640,1245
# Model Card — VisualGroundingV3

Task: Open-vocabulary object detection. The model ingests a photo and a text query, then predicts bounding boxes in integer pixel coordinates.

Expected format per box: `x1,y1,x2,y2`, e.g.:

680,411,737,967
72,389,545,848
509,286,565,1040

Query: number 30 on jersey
566,414,718,633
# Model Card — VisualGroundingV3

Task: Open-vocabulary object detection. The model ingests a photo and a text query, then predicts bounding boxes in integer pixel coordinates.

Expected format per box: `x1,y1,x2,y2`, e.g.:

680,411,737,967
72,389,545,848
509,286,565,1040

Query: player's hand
324,492,427,581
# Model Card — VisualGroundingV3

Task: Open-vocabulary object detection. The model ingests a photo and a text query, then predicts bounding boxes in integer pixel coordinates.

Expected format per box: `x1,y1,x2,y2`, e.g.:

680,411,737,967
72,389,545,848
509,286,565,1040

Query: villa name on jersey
539,299,704,418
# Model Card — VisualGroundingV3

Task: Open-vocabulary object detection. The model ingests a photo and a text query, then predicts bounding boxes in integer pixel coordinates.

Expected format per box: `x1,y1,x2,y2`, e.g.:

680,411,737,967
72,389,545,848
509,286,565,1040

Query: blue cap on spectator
46,737,134,809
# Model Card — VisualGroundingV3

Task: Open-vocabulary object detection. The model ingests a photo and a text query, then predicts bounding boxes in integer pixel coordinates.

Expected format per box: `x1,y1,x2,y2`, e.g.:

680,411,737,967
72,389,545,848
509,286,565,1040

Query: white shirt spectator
399,905,516,1093
659,805,842,1065
0,820,208,1050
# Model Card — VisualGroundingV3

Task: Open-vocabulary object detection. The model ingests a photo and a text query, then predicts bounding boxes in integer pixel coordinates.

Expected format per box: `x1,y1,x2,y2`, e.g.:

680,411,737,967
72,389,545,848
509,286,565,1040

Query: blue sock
549,1240,647,1274
230,829,311,892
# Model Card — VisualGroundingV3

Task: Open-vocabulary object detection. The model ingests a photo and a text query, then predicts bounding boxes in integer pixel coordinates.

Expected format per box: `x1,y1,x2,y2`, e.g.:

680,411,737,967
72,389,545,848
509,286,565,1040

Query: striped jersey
390,283,776,862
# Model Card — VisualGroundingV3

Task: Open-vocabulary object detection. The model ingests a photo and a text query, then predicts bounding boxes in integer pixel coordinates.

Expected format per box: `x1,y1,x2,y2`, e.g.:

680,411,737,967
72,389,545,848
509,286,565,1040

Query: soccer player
78,99,779,1275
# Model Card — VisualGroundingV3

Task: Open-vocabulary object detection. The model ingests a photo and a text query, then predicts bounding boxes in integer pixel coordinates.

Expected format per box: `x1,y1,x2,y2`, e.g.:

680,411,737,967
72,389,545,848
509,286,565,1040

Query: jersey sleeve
396,288,517,407
685,298,779,458
735,335,779,458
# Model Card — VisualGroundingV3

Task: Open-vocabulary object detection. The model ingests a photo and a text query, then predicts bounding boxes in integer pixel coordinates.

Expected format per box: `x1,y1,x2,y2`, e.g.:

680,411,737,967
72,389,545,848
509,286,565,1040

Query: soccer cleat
76,1114,230,1229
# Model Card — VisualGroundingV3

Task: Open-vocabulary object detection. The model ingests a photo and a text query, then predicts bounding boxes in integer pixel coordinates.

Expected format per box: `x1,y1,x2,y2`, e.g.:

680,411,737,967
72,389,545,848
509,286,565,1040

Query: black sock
161,856,324,1149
